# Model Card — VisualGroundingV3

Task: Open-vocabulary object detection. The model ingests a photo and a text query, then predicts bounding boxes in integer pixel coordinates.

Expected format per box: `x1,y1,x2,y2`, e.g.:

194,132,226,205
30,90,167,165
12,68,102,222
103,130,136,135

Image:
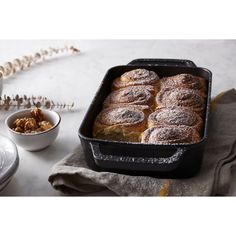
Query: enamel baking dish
78,59,212,178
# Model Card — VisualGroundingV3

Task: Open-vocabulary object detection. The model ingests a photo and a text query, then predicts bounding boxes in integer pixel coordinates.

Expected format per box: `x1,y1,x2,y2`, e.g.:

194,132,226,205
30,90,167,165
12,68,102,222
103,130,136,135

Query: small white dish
0,135,19,192
5,109,61,151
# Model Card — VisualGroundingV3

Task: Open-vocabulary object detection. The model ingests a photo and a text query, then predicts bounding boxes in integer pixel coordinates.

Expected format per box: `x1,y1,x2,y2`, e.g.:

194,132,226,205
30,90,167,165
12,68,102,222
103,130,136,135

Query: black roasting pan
78,59,212,178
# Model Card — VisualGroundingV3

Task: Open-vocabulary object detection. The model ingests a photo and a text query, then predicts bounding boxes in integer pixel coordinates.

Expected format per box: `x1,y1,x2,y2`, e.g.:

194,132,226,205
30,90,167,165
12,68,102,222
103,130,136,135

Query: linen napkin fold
48,89,236,196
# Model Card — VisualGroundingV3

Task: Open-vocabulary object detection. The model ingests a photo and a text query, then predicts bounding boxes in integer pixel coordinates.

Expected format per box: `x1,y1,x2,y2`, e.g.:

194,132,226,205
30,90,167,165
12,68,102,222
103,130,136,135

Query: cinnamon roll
141,125,201,145
161,74,206,97
93,107,147,142
148,107,203,132
156,88,205,116
112,68,160,90
103,86,155,109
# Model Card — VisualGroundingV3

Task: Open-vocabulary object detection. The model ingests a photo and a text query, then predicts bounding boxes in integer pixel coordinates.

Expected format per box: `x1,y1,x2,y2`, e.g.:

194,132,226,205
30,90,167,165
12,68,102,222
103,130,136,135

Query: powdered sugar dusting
149,107,198,127
161,74,206,91
104,86,153,106
120,69,159,86
142,126,200,144
94,70,206,145
158,88,205,113
98,107,145,126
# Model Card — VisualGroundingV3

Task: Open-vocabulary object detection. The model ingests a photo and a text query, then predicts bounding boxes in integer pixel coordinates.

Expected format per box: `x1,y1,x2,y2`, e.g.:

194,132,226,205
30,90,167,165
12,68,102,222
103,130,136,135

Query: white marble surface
0,40,236,196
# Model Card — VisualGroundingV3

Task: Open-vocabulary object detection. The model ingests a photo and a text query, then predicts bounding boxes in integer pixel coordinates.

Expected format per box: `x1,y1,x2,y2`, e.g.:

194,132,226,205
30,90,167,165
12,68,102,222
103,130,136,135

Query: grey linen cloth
48,89,236,196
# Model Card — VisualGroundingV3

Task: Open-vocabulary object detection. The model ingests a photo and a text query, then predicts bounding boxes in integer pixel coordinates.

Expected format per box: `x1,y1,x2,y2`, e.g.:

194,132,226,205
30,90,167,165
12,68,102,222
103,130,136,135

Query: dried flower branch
0,45,80,79
0,94,75,111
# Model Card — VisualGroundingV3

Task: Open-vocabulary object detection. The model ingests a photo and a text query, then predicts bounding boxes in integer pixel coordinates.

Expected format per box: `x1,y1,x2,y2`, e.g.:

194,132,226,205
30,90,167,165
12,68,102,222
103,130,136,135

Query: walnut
13,118,27,129
14,127,24,133
24,118,38,132
39,121,53,131
12,107,53,134
31,107,45,122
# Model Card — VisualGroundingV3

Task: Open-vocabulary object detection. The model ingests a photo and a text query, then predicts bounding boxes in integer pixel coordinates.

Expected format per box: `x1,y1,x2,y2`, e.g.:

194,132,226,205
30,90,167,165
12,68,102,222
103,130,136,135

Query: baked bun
112,68,160,90
103,86,155,109
161,74,206,96
141,125,201,144
148,107,203,132
93,106,147,142
156,88,205,116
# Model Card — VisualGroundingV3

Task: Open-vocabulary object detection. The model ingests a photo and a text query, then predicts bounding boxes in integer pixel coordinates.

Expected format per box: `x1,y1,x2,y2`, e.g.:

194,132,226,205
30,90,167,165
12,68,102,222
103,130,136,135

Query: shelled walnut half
12,107,53,134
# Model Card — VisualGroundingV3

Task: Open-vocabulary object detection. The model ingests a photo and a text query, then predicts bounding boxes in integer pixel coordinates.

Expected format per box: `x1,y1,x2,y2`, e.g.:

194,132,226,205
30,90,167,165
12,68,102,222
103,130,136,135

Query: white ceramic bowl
5,109,61,151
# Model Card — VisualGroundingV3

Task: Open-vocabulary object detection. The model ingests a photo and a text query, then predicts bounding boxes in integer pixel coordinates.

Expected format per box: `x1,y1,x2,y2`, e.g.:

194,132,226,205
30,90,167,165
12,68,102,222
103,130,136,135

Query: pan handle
90,142,186,172
128,58,197,68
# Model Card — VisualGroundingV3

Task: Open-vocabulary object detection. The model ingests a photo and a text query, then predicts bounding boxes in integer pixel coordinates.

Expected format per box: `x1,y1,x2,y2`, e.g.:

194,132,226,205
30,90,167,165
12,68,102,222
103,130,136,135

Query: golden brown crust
93,106,147,142
112,68,160,90
156,88,205,116
148,106,203,133
141,125,201,144
161,74,206,96
103,86,155,109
